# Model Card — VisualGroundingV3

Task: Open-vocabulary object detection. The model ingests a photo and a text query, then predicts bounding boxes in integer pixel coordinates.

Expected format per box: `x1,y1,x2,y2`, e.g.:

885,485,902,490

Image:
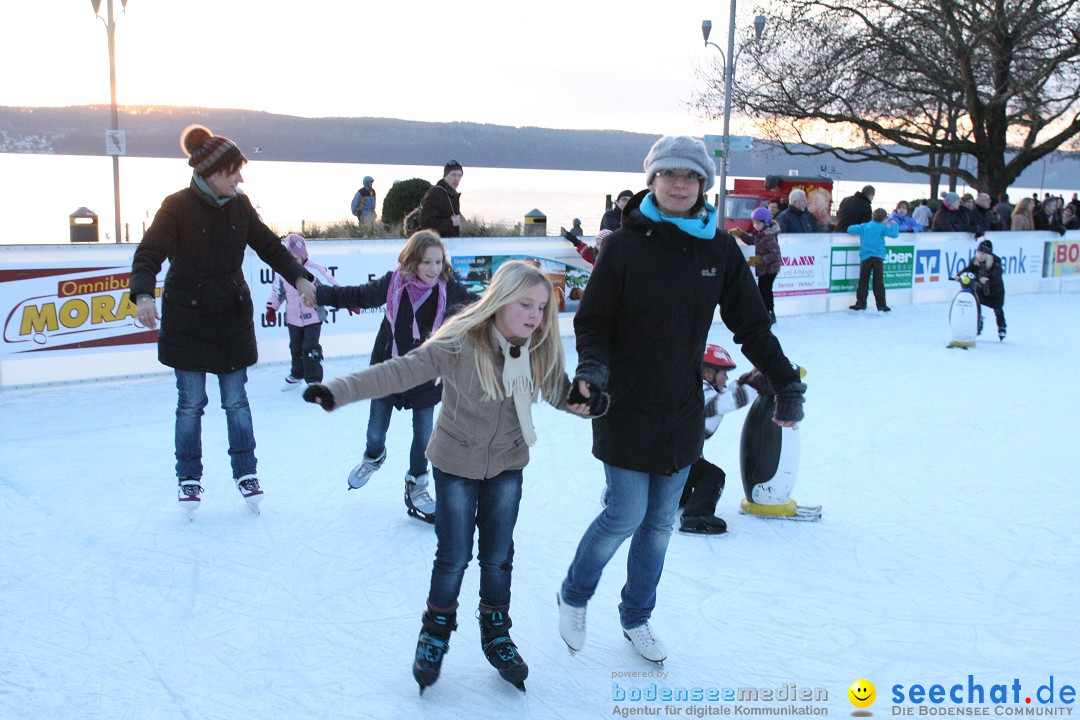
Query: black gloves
303,383,336,411
773,380,807,424
567,383,610,417
562,230,583,248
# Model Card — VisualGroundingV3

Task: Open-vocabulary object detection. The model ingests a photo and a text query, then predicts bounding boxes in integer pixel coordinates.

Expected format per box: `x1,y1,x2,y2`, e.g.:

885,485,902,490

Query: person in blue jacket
848,208,900,312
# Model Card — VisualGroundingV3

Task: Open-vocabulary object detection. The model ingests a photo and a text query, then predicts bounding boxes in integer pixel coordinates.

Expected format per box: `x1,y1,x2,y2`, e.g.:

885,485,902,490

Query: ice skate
623,622,667,666
678,514,728,535
405,472,436,523
346,448,386,490
556,591,586,653
235,474,264,514
413,608,456,694
478,608,528,692
281,374,303,391
178,477,202,518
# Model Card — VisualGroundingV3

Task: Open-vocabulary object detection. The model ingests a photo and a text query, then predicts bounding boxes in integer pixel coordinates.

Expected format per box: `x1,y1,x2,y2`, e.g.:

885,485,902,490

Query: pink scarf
384,268,447,357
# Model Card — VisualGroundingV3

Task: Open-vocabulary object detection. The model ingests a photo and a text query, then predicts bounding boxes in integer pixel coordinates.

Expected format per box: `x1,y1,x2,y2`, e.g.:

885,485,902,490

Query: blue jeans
560,462,690,629
365,397,433,477
174,368,256,480
427,467,523,611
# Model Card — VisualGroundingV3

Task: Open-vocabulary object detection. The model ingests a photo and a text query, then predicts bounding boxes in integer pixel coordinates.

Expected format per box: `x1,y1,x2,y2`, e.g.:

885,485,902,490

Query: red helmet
703,344,736,370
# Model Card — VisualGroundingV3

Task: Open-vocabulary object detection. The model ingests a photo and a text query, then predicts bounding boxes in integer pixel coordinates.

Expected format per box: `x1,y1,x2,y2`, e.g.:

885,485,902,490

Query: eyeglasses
656,170,704,183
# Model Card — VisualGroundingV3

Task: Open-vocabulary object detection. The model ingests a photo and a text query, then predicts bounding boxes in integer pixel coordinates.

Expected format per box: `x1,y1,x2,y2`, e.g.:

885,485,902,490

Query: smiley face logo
848,678,876,709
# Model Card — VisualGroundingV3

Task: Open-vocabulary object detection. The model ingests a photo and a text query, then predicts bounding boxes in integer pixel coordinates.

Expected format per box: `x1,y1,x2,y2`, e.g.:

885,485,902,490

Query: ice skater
557,135,805,667
304,260,600,693
957,237,1007,341
266,233,341,389
314,230,477,522
677,345,758,535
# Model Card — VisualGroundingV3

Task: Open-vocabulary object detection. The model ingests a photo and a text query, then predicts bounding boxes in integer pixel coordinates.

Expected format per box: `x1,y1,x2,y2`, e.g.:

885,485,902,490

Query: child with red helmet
678,344,760,534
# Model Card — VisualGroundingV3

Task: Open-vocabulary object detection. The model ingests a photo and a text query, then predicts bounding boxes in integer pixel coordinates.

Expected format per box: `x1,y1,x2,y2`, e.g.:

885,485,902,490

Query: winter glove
738,369,767,394
348,308,362,316
773,380,807,424
587,391,610,418
303,383,336,411
747,255,761,267
562,230,584,248
265,306,276,324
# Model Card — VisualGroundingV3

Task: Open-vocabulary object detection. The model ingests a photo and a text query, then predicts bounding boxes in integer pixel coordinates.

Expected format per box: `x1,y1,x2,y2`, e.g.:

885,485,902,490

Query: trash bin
70,207,99,243
523,209,546,237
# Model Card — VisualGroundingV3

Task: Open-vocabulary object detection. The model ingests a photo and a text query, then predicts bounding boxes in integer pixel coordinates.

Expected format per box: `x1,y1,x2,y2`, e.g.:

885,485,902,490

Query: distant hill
0,105,662,173
1,105,1077,189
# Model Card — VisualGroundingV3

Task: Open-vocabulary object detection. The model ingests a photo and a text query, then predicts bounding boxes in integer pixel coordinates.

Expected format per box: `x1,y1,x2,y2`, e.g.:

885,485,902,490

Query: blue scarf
193,172,234,207
639,192,718,239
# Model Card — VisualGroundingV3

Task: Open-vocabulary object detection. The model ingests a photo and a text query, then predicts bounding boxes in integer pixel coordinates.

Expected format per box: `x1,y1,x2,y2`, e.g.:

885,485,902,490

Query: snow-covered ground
2,293,1078,720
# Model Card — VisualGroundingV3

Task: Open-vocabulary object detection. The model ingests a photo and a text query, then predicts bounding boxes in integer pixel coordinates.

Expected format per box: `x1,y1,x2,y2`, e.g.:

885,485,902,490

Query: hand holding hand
265,306,277,324
303,383,336,411
136,296,159,330
737,369,767,394
295,277,317,307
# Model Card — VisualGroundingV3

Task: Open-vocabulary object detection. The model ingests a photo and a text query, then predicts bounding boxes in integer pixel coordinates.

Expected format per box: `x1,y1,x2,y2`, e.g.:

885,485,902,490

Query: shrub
382,178,432,230
461,216,523,237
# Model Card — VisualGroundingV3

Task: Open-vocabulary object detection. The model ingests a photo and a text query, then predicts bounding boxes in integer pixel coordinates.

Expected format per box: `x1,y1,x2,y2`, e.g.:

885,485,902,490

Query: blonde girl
305,260,595,693
315,230,477,521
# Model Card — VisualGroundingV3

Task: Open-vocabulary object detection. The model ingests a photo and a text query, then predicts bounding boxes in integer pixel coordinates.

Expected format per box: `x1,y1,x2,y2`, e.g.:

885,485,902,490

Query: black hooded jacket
574,191,800,474
130,182,312,374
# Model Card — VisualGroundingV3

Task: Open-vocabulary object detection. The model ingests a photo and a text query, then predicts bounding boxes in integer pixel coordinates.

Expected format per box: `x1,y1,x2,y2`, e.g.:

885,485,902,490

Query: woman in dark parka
131,125,315,516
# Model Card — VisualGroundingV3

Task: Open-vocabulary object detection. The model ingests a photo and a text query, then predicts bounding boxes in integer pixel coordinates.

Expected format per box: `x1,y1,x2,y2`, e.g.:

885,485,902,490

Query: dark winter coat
600,207,622,232
960,253,1005,308
419,180,461,238
834,191,874,232
775,205,818,234
574,192,800,475
968,206,1001,235
931,205,973,233
316,272,477,409
130,181,312,374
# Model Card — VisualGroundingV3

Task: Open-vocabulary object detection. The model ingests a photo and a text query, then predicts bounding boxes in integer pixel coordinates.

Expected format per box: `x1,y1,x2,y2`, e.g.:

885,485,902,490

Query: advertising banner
829,245,915,293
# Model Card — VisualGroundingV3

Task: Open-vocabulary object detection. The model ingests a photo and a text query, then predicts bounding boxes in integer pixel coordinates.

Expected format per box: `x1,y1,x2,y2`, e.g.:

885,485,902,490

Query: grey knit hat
643,136,715,192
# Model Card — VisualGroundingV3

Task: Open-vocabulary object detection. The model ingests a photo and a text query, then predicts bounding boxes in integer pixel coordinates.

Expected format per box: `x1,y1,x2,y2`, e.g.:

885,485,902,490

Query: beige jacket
325,335,572,480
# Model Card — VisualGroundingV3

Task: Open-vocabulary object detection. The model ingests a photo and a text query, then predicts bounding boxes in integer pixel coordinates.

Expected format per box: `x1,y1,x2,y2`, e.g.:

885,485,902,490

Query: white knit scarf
493,327,537,447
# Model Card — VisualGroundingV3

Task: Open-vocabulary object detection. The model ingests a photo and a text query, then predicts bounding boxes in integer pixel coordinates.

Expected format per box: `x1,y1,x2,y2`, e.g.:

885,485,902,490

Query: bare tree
694,0,1080,199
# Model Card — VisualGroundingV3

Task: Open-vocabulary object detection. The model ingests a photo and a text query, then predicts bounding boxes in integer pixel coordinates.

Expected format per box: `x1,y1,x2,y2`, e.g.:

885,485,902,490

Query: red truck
722,176,834,233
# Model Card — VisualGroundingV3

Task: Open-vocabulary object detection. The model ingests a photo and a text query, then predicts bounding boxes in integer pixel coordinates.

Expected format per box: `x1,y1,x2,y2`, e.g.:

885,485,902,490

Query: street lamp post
91,0,126,243
702,9,765,223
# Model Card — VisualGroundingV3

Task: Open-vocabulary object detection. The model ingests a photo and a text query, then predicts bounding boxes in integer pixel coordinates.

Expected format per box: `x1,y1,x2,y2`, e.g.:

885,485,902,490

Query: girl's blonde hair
429,260,565,403
398,230,453,282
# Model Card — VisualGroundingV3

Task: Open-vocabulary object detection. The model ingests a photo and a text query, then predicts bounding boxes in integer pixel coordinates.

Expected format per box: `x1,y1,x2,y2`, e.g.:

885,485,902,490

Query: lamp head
702,20,713,44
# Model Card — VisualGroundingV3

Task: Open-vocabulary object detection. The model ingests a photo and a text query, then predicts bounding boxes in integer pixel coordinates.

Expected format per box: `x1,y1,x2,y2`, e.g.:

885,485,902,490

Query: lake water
2,153,1073,244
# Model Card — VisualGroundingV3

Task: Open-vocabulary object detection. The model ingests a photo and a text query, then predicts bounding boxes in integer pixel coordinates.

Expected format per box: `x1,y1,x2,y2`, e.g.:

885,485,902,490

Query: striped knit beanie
180,124,247,177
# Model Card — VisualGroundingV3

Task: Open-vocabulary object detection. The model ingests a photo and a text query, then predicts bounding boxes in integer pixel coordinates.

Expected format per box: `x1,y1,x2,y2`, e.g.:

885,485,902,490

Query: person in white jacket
677,345,759,535
265,234,341,389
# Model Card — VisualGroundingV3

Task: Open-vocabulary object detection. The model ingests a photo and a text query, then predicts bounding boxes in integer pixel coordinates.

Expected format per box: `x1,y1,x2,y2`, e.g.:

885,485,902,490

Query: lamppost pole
703,9,765,225
719,0,738,223
93,0,124,243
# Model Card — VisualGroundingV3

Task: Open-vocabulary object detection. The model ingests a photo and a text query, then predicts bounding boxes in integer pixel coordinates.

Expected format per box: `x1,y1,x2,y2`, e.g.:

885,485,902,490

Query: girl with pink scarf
314,230,478,522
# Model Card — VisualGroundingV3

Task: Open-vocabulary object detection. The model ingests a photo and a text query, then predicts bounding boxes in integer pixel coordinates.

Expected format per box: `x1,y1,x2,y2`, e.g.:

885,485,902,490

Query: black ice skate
478,608,528,692
413,608,456,694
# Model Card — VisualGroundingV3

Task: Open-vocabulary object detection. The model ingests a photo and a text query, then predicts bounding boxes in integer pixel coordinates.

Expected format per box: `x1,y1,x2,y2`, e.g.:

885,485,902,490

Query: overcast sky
1,1,769,136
